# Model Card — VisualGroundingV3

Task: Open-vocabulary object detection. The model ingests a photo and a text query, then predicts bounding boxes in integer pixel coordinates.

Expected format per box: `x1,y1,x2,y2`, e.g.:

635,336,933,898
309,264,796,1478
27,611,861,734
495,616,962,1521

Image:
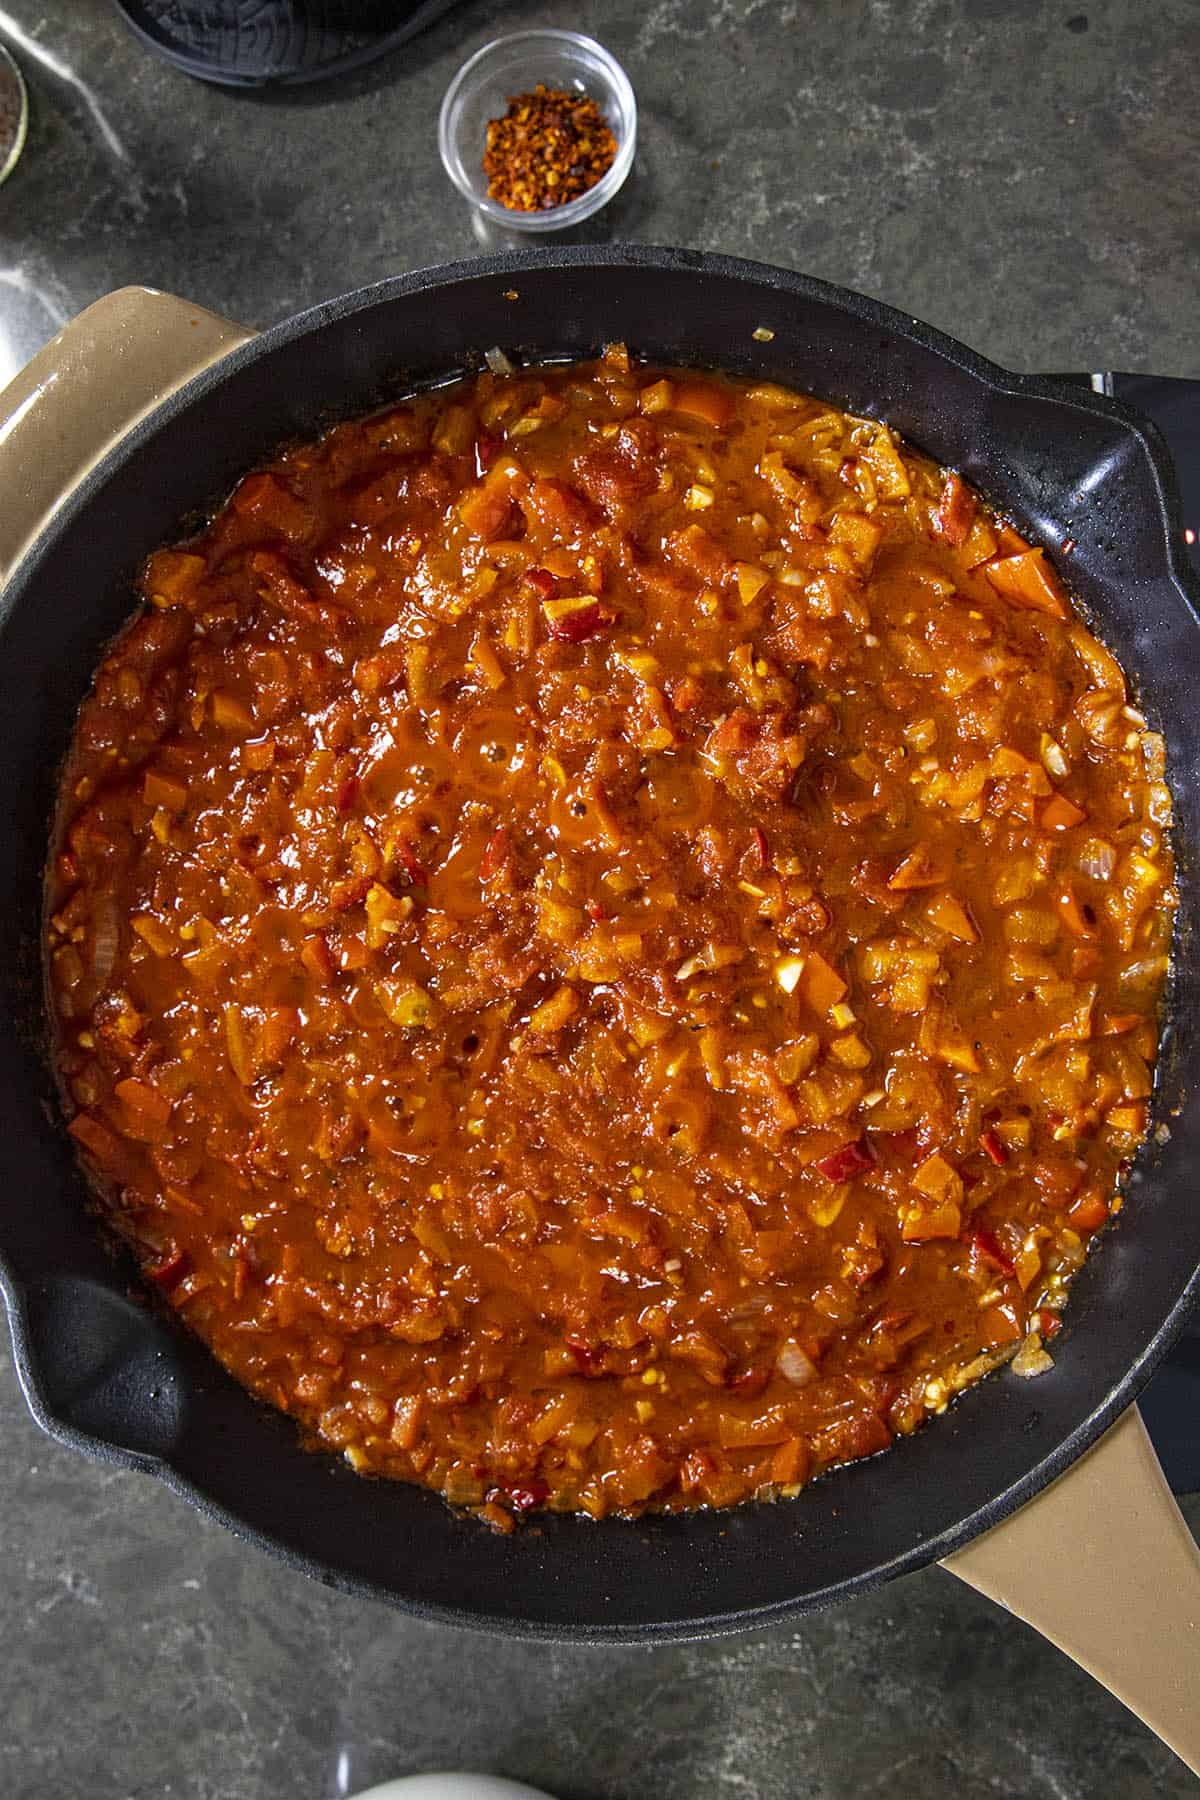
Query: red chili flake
752,826,770,869
546,600,614,644
145,1245,188,1290
474,433,501,476
1039,1308,1063,1340
335,775,359,814
1061,537,1077,556
814,1137,875,1183
482,84,618,214
502,1479,550,1512
969,1226,1016,1277
522,566,558,600
584,900,609,922
479,825,509,881
393,837,428,885
980,1128,1009,1167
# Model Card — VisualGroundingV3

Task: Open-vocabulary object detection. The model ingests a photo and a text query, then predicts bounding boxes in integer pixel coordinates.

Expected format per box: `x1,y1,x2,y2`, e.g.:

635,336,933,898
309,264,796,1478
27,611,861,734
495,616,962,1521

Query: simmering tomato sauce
46,349,1175,1526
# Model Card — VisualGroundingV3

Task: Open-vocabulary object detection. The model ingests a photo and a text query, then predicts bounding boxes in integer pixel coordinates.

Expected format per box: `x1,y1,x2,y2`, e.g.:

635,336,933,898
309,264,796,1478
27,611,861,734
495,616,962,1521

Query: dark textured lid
111,0,464,87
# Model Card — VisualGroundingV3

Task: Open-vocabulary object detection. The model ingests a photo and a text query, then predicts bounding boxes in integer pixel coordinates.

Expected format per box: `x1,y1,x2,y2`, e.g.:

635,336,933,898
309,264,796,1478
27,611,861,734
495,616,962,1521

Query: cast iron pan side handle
11,1275,189,1468
945,1407,1200,1775
0,286,253,589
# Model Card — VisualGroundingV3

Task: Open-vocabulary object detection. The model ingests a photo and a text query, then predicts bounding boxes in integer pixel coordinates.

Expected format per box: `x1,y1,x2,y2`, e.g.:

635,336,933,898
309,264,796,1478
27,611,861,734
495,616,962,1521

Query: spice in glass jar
483,83,617,212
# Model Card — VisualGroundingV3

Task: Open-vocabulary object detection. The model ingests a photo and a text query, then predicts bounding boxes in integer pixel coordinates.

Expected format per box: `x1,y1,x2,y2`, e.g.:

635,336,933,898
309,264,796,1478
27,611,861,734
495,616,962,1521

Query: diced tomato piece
1068,1191,1110,1232
502,1478,549,1511
67,1112,125,1169
474,432,501,476
114,1076,173,1130
1041,792,1087,832
814,1138,875,1184
980,1128,1009,1167
232,472,312,541
672,381,734,429
984,548,1069,620
143,770,188,813
933,472,976,547
729,1362,772,1398
995,523,1032,556
968,1225,1016,1277
543,598,614,643
521,566,558,601
145,1244,189,1290
874,1127,921,1164
330,874,371,913
566,1336,602,1374
301,934,335,983
522,477,595,540
977,1303,1023,1347
335,775,360,814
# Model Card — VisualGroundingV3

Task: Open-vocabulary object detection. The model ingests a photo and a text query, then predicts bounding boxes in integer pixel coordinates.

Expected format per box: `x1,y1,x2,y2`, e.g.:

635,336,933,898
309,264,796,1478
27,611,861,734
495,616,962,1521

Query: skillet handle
944,1405,1200,1775
0,286,253,588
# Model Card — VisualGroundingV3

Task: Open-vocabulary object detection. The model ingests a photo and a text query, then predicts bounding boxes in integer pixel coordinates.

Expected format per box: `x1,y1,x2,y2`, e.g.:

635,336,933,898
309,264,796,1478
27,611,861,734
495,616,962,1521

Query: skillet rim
3,243,1199,1641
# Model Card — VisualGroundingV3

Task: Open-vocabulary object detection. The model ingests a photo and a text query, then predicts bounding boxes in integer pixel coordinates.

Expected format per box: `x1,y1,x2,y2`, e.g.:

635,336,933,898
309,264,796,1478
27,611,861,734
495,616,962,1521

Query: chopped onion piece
484,346,515,376
91,899,120,986
775,955,805,994
1011,1331,1054,1378
1078,837,1116,881
777,1340,818,1386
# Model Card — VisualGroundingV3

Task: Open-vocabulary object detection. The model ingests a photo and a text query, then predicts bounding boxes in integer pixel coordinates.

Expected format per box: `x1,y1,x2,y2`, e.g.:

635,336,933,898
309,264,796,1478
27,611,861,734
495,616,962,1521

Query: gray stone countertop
1,1,1198,1796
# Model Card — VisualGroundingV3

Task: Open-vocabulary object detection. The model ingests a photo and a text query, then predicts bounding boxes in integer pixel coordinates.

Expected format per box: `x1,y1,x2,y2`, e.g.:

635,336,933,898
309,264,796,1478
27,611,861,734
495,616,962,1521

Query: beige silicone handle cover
946,1406,1200,1774
0,285,252,588
3,289,1198,1778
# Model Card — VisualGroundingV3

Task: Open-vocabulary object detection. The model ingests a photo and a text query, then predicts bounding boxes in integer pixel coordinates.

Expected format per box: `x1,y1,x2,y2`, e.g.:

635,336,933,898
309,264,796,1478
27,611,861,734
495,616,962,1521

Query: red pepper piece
503,1479,549,1512
969,1226,1016,1277
980,1128,1009,1167
393,836,428,885
874,1127,921,1164
479,825,509,881
335,775,359,814
752,827,770,869
566,1336,602,1374
145,1245,189,1290
474,432,501,476
521,566,558,600
584,900,609,922
1039,1308,1063,1341
545,599,614,644
932,471,976,547
814,1137,875,1184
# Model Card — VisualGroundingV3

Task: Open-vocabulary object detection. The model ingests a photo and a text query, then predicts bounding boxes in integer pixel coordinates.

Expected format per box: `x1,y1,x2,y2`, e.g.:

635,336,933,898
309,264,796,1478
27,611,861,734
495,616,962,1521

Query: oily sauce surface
47,353,1176,1525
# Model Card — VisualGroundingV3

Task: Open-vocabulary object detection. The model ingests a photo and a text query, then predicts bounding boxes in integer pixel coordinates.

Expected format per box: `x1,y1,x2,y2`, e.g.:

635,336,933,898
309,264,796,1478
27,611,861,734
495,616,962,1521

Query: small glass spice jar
438,30,637,245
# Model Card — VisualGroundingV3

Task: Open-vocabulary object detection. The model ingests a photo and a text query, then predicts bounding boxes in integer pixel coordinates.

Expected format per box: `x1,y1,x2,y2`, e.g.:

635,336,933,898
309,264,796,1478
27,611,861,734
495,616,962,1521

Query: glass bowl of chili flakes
438,29,637,237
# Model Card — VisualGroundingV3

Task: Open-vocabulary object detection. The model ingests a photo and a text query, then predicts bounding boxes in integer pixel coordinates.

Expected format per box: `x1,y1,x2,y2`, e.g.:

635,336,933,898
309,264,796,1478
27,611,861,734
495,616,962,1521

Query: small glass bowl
438,29,637,236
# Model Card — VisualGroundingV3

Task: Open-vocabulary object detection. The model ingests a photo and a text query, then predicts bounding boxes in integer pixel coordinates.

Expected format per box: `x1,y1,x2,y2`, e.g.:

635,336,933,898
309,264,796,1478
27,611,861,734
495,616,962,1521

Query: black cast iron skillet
1,249,1198,1652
